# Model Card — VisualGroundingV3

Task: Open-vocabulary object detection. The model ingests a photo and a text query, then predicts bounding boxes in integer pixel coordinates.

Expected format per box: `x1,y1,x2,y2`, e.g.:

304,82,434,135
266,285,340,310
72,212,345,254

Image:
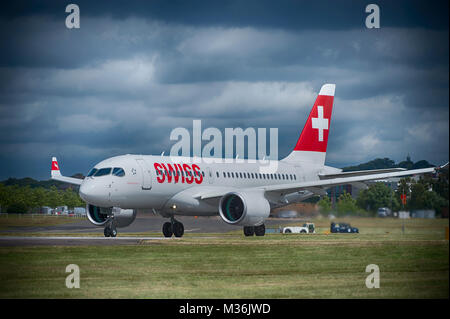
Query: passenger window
112,167,125,177
94,167,112,176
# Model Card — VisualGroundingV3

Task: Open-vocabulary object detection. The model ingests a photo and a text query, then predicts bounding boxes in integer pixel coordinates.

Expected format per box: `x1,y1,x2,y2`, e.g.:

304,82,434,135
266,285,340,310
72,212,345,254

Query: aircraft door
136,159,152,190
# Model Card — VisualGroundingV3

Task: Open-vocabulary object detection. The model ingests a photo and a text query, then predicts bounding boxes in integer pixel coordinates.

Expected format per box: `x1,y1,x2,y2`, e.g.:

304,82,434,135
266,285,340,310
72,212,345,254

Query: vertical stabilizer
282,83,335,165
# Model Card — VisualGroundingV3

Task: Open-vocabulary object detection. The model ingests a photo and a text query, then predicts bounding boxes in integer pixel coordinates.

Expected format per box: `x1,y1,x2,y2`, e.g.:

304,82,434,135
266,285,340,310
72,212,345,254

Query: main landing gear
162,217,184,238
243,224,265,237
104,218,117,237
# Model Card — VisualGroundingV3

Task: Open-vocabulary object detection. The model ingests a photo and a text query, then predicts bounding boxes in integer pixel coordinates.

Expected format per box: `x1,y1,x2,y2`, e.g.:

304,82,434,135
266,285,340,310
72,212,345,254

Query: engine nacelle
218,191,270,226
87,205,137,228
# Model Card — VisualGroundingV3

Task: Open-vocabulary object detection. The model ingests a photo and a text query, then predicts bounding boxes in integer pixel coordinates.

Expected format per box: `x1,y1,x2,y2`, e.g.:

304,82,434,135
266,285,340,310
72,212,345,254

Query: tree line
342,156,434,172
318,174,448,217
0,184,84,213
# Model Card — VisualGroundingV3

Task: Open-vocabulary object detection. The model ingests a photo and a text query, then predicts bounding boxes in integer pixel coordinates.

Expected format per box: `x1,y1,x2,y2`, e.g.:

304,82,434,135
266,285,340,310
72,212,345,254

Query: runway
0,214,303,246
0,236,173,246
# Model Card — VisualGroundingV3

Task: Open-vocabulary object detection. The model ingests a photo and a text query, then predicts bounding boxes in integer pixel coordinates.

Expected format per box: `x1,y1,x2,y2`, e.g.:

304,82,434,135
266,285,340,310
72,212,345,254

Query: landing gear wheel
254,224,265,236
173,222,184,238
243,226,255,237
110,227,117,237
104,218,117,238
162,222,173,237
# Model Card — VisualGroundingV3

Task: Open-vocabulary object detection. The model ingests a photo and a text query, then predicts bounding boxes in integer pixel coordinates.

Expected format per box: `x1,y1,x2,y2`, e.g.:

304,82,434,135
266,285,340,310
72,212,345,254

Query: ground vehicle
330,222,359,233
282,223,315,234
54,206,69,215
377,207,392,217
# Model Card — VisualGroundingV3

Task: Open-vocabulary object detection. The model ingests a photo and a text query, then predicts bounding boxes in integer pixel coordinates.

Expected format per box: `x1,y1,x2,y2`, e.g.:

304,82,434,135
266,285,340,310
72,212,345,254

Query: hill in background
342,156,434,172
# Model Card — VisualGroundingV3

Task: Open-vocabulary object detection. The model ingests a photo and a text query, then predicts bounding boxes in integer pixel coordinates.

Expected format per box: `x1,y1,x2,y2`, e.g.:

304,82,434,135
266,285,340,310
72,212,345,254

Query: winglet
51,157,61,177
439,162,449,170
50,157,83,185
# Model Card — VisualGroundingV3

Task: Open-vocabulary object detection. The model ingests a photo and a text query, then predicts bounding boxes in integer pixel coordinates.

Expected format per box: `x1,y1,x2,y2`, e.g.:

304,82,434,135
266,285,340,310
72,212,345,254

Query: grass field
0,217,448,298
0,214,80,231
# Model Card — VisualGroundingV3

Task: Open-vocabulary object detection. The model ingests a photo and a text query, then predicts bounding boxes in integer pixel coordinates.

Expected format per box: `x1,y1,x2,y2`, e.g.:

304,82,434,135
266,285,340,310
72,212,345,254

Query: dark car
330,222,359,233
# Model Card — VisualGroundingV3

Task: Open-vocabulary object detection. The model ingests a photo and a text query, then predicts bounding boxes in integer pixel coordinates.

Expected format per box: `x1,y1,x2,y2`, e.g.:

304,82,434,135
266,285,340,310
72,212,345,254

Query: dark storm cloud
0,1,448,179
3,0,448,29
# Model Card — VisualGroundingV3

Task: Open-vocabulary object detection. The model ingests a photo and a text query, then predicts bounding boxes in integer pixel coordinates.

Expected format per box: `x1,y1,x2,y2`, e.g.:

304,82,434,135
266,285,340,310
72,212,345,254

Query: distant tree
317,196,332,215
397,177,411,196
63,187,84,208
412,160,435,169
409,182,447,214
342,158,397,172
431,169,449,201
357,182,399,212
398,155,414,170
46,186,63,208
336,192,358,216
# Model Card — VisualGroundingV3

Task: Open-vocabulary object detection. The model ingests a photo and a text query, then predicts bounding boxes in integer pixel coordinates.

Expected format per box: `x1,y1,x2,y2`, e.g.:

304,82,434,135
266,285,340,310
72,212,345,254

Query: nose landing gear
162,217,184,238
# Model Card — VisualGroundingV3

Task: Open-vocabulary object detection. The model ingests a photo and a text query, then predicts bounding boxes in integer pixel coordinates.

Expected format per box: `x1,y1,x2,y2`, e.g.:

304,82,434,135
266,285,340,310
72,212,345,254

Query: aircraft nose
79,181,109,206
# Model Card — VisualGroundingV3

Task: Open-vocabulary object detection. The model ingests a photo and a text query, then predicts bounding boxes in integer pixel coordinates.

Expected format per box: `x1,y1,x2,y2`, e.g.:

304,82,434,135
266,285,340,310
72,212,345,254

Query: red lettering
183,164,194,184
160,163,172,183
177,164,185,183
192,164,203,184
166,163,180,183
154,163,165,183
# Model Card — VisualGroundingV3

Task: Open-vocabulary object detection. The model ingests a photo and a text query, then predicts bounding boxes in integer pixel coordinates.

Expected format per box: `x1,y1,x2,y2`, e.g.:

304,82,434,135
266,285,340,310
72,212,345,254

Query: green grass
0,214,81,230
0,217,448,298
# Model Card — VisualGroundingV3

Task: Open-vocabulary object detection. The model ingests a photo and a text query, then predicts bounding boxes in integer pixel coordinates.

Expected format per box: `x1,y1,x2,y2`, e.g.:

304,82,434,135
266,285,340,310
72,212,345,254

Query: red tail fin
282,84,335,164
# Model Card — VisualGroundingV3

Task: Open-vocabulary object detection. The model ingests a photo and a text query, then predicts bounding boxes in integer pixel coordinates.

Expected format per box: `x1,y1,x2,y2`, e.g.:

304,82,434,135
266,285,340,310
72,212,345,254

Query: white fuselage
79,154,339,217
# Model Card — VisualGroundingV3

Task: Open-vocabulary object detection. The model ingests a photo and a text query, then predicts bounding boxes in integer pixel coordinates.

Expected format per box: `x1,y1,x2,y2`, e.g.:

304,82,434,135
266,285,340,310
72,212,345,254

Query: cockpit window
94,167,112,176
112,167,125,177
87,168,97,177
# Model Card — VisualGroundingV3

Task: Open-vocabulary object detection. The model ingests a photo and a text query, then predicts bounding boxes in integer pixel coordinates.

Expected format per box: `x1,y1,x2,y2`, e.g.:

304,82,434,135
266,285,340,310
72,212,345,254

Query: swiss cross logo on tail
311,106,329,142
293,84,335,153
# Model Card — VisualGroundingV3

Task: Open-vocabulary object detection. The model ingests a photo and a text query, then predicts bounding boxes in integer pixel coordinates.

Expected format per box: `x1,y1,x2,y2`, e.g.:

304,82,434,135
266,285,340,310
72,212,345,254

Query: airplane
50,83,441,238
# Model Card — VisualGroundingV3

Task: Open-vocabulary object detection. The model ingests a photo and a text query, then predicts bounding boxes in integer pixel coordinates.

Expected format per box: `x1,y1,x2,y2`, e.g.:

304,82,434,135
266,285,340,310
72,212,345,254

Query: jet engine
86,204,137,228
218,191,270,226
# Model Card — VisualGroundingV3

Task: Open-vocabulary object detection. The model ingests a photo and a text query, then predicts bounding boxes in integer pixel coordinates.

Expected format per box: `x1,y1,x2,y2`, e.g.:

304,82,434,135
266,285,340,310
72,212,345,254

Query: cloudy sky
1,0,448,180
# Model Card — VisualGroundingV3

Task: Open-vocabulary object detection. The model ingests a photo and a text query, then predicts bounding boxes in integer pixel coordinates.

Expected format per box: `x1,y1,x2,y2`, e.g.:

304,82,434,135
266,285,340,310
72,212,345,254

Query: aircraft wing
262,167,436,196
50,157,83,186
318,167,406,180
197,166,437,201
